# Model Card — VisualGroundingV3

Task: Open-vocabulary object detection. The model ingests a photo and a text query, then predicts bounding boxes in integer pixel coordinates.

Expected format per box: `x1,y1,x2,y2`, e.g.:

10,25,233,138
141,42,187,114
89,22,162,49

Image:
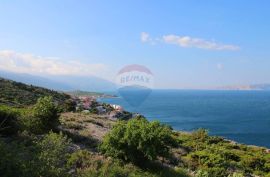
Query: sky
0,0,270,89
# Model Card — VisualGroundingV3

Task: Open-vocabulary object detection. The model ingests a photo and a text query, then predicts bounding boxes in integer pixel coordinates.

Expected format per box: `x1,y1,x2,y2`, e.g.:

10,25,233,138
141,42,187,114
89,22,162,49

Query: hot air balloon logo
116,64,154,107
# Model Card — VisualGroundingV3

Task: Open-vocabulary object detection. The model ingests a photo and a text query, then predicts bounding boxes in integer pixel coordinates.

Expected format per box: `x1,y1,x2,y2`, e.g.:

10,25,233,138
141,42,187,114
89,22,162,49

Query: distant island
218,83,270,90
66,90,117,98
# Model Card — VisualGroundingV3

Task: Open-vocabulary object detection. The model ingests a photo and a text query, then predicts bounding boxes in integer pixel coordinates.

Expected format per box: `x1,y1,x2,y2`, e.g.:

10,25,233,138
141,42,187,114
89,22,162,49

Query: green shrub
228,172,244,177
67,150,93,170
265,173,270,177
90,108,98,114
20,96,59,134
195,170,209,177
0,105,20,135
0,132,71,177
205,167,228,177
99,118,176,165
240,154,267,174
33,131,71,177
32,96,59,128
68,150,189,177
0,140,22,177
191,129,209,141
0,133,38,177
75,157,148,177
176,129,270,176
62,99,76,112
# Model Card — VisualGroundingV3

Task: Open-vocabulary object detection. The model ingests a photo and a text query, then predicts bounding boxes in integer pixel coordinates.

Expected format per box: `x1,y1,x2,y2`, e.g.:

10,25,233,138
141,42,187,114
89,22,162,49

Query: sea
99,90,270,148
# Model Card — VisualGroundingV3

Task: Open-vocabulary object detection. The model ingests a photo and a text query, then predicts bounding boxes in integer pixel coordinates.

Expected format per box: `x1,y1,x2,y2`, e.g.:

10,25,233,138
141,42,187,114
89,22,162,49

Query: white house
111,104,123,111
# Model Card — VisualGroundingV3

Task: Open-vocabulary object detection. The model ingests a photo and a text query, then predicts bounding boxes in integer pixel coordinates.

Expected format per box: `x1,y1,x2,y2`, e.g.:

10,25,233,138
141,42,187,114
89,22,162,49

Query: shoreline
97,96,270,150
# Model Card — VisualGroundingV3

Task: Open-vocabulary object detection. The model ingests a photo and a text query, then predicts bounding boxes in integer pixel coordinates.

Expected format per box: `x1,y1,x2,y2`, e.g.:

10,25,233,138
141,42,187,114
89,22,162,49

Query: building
111,104,123,111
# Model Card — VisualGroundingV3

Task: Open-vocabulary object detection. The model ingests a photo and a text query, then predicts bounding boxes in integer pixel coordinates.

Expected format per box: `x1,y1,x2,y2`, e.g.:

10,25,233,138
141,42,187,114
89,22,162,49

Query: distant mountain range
218,84,270,90
0,70,116,92
251,84,270,90
1,70,270,91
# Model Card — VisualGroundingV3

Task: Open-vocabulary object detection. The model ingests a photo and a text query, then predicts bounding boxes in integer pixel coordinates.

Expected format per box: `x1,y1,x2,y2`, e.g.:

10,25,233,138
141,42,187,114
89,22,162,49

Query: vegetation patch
174,129,270,177
100,117,176,165
0,77,71,108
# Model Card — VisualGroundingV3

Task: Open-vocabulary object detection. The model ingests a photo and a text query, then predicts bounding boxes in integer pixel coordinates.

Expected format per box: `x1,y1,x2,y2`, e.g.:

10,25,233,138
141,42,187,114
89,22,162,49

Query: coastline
97,95,270,150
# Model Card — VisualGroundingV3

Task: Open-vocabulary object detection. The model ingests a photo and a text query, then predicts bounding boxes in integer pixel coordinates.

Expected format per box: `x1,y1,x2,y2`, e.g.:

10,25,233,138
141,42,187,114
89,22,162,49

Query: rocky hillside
0,78,269,177
0,77,71,107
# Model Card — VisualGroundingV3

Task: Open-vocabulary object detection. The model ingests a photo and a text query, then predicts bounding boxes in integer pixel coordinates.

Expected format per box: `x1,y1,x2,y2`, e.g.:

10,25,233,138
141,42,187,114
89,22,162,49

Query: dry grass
59,112,115,147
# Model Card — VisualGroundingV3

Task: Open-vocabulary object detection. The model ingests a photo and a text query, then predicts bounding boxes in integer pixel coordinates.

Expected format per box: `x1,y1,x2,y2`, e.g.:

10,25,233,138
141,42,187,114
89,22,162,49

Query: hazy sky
0,0,270,89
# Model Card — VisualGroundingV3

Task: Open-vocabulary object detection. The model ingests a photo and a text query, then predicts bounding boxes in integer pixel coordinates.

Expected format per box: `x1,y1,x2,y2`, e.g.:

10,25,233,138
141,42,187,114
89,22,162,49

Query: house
83,97,92,109
111,104,123,111
78,96,96,110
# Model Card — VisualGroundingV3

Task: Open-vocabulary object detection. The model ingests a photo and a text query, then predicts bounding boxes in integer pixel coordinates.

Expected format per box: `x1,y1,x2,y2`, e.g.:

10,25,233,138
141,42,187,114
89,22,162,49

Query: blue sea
100,90,270,148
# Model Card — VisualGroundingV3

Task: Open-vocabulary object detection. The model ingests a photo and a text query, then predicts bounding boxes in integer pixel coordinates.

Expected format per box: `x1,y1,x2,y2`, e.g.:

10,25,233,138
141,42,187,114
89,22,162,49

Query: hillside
0,70,116,92
0,78,269,177
60,112,270,177
0,77,71,107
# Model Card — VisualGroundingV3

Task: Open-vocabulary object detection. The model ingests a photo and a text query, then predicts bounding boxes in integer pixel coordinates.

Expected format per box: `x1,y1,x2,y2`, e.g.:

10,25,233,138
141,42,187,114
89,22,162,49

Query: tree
62,99,76,112
21,96,59,134
34,132,71,177
99,117,176,165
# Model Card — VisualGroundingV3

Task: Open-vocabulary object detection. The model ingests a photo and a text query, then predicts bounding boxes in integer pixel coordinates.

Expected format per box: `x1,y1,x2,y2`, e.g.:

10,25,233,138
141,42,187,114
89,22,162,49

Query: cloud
140,32,158,45
141,32,240,51
0,50,107,76
163,35,240,51
141,32,150,42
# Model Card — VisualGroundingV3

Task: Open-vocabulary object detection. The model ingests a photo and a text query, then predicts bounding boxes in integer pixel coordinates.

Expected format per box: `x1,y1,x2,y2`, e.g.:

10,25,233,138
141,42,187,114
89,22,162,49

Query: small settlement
70,95,133,120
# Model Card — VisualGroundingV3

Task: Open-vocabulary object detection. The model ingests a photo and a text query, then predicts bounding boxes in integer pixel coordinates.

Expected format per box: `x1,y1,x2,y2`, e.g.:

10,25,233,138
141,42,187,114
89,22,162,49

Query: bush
240,154,267,174
228,172,244,177
0,140,22,177
195,170,209,177
90,108,98,114
176,129,270,177
68,151,145,177
0,105,20,135
67,150,92,170
0,135,39,177
191,129,209,141
99,118,176,165
20,96,59,134
62,99,76,112
80,161,146,177
68,150,189,177
34,132,71,177
0,132,71,177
